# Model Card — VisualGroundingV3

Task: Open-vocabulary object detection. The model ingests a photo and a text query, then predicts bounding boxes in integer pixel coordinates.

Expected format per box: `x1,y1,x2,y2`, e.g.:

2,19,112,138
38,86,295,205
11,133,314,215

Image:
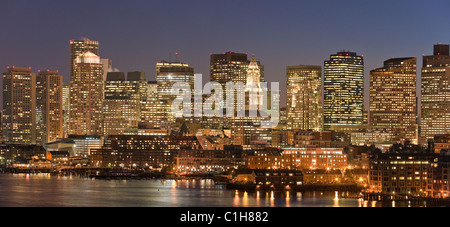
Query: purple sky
1,0,450,107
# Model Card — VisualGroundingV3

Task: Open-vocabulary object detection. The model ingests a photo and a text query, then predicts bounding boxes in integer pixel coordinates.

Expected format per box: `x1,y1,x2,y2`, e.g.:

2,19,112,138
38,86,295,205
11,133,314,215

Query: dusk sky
1,0,450,106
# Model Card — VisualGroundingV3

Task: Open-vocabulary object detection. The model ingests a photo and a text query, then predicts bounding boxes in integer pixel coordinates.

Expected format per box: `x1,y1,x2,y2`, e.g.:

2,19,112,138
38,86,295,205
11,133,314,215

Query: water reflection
0,174,431,207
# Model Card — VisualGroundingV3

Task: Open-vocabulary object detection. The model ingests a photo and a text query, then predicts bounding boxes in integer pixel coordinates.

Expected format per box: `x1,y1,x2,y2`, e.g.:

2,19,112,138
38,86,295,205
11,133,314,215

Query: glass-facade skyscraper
286,65,323,131
323,51,364,130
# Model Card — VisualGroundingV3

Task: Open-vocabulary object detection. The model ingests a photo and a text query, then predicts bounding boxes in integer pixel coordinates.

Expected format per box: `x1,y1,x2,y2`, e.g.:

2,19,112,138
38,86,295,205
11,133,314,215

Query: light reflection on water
0,174,420,207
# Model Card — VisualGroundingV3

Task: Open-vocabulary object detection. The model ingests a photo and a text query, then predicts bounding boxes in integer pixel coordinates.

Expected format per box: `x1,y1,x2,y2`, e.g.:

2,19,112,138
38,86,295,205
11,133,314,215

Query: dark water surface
0,174,415,207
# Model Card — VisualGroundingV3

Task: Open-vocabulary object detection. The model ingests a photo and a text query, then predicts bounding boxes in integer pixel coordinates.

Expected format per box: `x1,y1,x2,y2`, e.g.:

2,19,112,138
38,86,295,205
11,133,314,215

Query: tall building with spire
324,51,364,130
370,57,418,144
286,65,323,131
2,67,36,144
35,70,63,144
69,52,104,136
421,44,450,145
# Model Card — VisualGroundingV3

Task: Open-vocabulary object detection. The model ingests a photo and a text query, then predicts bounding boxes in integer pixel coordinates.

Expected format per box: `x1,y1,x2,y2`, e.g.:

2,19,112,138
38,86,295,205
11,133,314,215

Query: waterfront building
428,150,450,198
2,67,36,144
286,65,323,131
370,57,418,144
323,51,364,130
247,149,283,170
282,147,347,171
36,70,63,144
68,135,103,156
69,52,104,136
91,149,176,169
105,135,202,150
369,150,436,196
231,169,303,187
175,148,245,173
421,44,450,145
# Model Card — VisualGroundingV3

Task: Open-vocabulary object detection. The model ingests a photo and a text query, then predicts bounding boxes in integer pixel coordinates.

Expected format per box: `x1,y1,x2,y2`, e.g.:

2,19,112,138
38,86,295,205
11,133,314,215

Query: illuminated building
140,81,165,128
69,51,104,136
106,135,202,150
91,149,176,169
156,61,194,123
428,150,450,198
36,70,63,144
350,131,392,146
231,169,303,187
70,39,99,79
210,52,264,128
421,44,450,145
282,148,347,171
176,149,245,173
103,72,141,136
369,151,436,196
286,65,323,131
324,51,364,130
62,82,70,138
68,135,103,156
2,67,36,144
433,134,450,154
247,149,283,170
370,57,418,144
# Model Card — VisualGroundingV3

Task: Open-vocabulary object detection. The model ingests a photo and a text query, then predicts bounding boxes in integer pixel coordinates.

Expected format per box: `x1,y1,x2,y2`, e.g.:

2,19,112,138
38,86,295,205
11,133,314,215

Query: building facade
370,57,418,144
2,67,36,144
69,52,104,136
324,51,364,130
421,44,450,145
36,70,63,144
286,65,323,131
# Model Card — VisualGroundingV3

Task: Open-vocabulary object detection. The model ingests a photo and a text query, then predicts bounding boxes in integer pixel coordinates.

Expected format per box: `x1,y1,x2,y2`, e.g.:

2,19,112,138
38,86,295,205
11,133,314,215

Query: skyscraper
156,61,194,123
370,57,418,144
324,51,364,130
36,70,63,144
286,65,323,131
210,52,264,114
102,72,142,136
421,44,450,145
70,39,99,79
69,52,104,136
2,67,36,144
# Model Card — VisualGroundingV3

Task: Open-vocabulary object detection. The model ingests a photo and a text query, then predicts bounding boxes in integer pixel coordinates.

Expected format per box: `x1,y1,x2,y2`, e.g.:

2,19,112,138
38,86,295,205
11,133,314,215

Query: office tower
370,57,418,144
286,65,323,131
156,61,194,123
69,52,104,136
324,51,364,130
140,81,165,128
102,72,141,136
36,70,63,144
2,67,36,144
421,44,450,145
70,39,99,79
210,52,264,113
62,82,70,138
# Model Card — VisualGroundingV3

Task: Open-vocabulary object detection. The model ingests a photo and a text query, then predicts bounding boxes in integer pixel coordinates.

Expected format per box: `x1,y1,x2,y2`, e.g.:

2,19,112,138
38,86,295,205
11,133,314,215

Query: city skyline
1,0,450,108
